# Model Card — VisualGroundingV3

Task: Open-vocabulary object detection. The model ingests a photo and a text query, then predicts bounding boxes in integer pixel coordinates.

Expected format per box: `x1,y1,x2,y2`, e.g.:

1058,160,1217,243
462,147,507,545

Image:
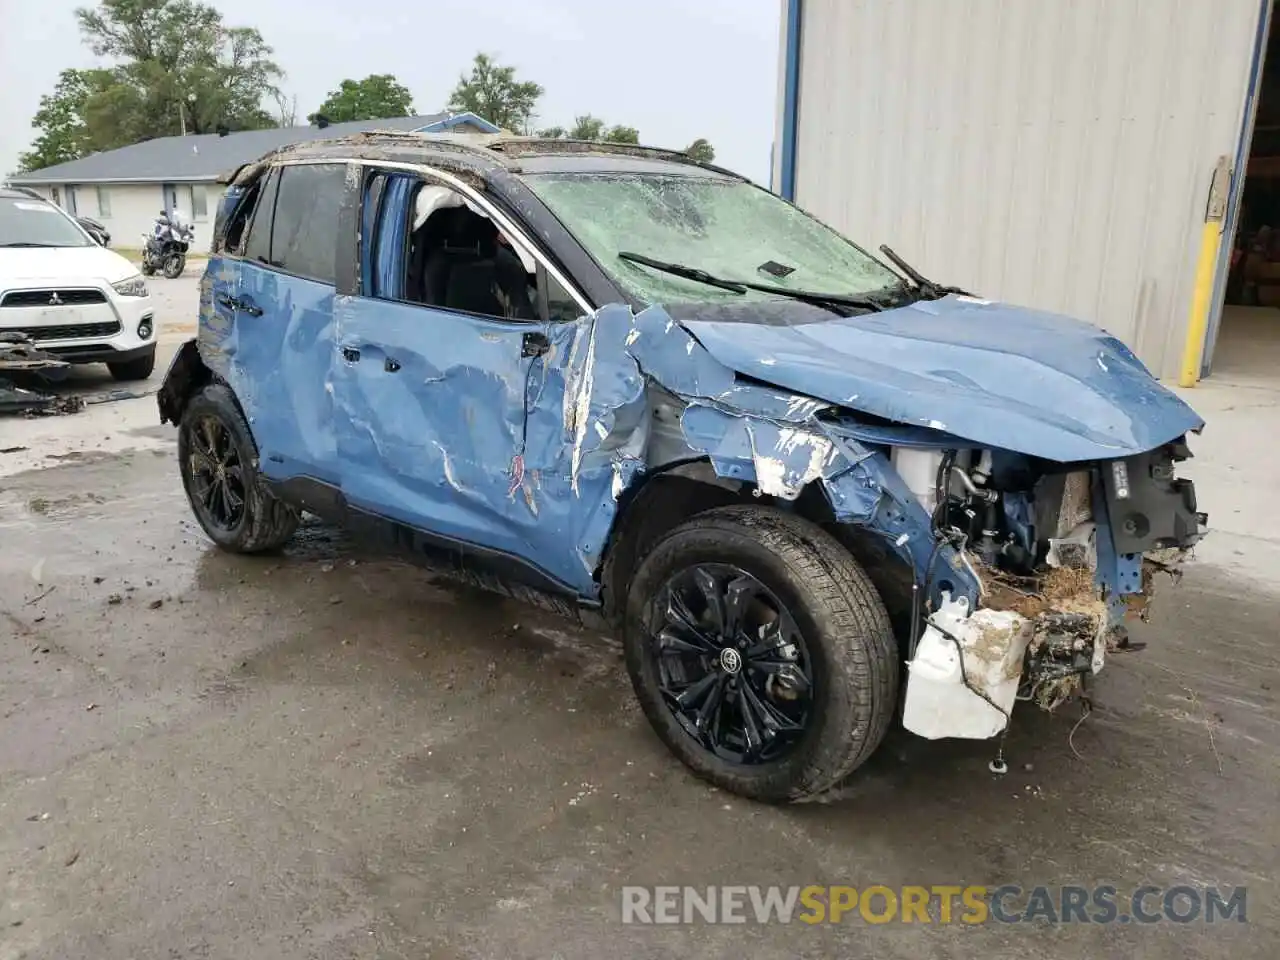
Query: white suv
1,189,157,381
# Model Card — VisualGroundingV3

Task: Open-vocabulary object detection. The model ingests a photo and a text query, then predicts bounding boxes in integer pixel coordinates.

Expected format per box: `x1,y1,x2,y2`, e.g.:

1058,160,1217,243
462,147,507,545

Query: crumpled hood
675,295,1204,462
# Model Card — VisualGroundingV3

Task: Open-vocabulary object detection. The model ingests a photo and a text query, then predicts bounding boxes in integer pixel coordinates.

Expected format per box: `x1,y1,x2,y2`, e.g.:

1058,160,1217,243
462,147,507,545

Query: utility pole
177,92,197,136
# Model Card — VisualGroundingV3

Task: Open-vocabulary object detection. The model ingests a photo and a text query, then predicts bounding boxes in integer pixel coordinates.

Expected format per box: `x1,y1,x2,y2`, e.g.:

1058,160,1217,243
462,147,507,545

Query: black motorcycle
141,215,194,279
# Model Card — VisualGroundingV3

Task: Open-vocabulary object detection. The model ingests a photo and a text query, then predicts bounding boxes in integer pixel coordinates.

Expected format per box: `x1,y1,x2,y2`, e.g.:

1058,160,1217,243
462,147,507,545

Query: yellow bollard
1179,156,1231,387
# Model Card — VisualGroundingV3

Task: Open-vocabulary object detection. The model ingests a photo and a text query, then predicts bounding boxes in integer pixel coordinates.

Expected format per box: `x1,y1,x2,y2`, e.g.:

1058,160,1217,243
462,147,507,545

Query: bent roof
241,132,744,183
8,114,446,185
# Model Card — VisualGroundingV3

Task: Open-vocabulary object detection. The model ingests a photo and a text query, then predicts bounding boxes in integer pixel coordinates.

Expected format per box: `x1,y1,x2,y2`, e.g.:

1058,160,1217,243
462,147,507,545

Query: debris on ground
107,594,123,605
0,333,84,417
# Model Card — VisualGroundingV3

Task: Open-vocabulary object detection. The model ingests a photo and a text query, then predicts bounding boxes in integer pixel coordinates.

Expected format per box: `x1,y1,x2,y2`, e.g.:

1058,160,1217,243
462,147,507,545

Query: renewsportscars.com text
620,884,1247,925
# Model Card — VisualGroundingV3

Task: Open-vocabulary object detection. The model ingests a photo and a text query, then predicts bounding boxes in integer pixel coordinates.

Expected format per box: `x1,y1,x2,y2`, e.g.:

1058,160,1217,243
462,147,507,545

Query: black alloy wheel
186,414,246,534
650,563,814,764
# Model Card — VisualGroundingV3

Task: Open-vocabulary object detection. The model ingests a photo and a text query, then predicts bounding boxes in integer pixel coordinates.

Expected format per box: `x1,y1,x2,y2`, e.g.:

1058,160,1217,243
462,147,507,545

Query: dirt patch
982,564,1097,618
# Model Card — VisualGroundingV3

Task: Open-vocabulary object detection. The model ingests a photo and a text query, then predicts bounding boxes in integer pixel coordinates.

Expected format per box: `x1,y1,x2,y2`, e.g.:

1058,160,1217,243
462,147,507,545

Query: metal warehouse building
773,0,1280,386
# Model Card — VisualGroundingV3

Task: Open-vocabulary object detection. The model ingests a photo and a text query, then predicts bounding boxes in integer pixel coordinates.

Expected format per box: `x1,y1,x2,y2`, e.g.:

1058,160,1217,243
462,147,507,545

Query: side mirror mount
521,330,551,358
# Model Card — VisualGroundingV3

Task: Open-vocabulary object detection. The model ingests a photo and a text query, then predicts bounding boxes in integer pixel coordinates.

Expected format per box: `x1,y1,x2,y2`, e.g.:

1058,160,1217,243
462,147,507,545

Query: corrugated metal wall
787,0,1263,379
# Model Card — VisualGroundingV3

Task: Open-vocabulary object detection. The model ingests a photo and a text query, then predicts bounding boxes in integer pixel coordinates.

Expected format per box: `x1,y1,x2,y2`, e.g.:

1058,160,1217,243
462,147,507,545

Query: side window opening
386,181,539,321
222,176,266,254
241,169,279,264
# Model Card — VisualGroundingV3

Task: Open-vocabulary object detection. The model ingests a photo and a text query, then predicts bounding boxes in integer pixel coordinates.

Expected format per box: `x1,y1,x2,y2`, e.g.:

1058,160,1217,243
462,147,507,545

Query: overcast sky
0,0,781,183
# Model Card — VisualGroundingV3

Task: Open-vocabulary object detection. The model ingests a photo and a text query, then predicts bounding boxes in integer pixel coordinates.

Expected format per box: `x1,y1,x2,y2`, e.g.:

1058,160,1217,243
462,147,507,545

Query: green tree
567,115,605,140
448,53,543,133
541,115,641,144
17,69,113,171
603,125,639,144
685,138,715,163
20,0,285,171
75,0,283,136
309,74,413,124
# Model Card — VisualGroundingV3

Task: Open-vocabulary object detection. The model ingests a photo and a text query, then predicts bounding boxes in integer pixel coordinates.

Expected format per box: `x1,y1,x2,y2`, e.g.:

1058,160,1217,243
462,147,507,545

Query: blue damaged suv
159,133,1206,801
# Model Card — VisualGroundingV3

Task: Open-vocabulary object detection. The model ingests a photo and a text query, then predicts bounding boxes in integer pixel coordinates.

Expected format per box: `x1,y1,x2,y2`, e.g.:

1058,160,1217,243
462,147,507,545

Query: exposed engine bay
898,439,1207,741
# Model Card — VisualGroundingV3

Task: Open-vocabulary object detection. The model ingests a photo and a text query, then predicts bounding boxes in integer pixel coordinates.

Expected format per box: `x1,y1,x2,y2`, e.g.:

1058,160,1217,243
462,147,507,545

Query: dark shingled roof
9,114,446,185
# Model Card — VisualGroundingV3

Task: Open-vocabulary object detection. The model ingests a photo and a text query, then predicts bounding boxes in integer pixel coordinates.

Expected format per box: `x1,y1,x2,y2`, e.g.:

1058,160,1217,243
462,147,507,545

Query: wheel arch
597,460,903,629
157,339,212,426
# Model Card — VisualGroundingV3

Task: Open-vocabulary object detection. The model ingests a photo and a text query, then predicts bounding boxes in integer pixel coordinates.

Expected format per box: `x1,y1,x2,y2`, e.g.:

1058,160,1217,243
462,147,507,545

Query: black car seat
421,208,536,320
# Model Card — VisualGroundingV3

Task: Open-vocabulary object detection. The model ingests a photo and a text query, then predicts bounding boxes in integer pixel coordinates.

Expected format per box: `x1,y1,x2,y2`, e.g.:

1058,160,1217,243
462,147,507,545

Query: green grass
112,245,208,263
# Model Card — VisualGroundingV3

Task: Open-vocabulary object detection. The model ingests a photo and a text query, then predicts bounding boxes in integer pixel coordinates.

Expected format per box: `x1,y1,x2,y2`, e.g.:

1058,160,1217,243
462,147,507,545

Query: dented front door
330,173,649,596
331,298,652,597
331,293,550,552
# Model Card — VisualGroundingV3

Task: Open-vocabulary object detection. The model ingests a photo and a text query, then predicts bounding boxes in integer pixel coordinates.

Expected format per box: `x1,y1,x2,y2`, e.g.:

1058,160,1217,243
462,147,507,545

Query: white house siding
782,0,1264,379
29,181,220,252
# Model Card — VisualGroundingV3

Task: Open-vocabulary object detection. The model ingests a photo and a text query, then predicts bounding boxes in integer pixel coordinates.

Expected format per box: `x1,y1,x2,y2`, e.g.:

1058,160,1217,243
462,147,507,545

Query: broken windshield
523,171,899,306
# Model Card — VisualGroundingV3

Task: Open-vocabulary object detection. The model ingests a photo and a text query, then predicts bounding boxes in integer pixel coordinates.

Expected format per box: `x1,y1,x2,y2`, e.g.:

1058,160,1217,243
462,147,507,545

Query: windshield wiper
0,242,58,248
878,245,970,300
617,251,890,314
618,251,747,294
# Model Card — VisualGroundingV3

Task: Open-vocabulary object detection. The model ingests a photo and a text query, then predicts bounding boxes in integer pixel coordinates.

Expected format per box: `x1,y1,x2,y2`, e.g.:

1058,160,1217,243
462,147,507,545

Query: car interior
404,186,538,321
220,168,582,324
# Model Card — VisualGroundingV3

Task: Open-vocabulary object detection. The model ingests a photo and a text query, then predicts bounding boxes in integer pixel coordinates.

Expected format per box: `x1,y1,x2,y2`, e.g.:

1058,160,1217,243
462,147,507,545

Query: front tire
623,506,897,802
178,384,299,553
162,253,185,279
107,348,156,382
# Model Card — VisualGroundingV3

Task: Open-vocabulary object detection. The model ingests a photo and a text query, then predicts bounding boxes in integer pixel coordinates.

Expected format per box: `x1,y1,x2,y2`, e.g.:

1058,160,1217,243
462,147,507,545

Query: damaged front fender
598,304,983,608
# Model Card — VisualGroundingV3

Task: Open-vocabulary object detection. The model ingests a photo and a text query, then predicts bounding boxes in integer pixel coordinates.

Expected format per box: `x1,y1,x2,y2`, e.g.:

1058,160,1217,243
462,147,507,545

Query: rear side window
269,164,346,284
242,171,278,263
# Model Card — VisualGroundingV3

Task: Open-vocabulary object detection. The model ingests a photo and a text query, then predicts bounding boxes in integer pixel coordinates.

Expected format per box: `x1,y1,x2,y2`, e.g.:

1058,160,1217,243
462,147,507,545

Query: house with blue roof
6,111,499,250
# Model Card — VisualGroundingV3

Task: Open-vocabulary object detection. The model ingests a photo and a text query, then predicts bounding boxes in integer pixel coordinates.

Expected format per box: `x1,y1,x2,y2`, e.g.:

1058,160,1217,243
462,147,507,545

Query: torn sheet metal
1,335,71,377
329,298,645,595
1,334,77,416
606,305,983,607
679,404,839,498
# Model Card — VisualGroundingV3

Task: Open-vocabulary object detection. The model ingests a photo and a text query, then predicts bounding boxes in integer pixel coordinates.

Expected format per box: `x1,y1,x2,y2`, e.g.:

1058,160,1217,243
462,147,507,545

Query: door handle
384,357,401,373
238,298,264,317
341,346,361,362
216,294,237,309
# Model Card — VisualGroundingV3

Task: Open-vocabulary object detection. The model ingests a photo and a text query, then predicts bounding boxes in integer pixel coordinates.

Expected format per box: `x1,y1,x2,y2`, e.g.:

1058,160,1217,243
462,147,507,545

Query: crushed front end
899,439,1207,740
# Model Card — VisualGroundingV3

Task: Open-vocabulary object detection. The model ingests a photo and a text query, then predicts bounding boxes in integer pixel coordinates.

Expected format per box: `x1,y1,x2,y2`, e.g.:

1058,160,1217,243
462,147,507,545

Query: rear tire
623,505,898,802
107,348,156,382
178,383,299,553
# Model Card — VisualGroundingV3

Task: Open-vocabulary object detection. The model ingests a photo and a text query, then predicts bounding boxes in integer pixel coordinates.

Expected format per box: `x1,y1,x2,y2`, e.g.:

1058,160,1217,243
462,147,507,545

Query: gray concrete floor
0,286,1277,959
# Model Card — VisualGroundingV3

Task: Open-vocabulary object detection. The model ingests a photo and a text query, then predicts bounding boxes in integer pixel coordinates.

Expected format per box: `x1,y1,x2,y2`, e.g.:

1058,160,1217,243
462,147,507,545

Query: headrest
438,208,497,257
